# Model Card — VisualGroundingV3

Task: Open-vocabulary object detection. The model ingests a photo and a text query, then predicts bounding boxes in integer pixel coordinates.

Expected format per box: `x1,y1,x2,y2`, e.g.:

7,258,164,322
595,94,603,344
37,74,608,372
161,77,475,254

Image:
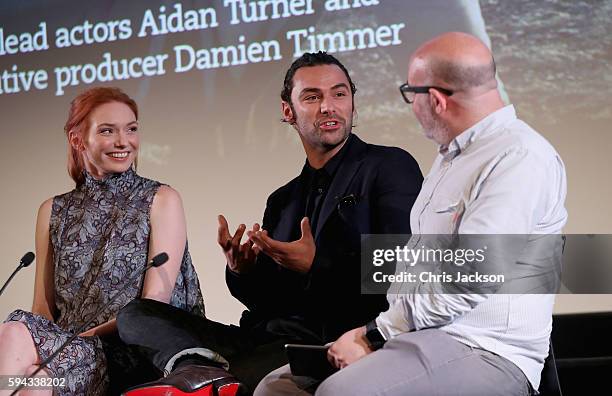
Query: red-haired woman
0,87,205,395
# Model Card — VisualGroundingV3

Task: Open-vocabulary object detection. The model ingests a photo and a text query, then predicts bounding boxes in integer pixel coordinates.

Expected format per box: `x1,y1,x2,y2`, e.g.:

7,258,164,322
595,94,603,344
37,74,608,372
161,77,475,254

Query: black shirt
301,134,353,234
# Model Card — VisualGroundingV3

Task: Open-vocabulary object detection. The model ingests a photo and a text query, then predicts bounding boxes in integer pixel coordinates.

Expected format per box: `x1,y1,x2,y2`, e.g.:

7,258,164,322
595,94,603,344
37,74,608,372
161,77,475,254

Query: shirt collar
439,105,517,160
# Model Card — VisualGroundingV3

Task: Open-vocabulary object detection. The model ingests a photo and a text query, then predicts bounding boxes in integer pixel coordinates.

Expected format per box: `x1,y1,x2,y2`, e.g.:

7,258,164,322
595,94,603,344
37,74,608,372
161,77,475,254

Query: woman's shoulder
130,171,183,215
40,191,73,214
37,196,60,231
37,197,54,219
47,188,79,212
151,185,183,211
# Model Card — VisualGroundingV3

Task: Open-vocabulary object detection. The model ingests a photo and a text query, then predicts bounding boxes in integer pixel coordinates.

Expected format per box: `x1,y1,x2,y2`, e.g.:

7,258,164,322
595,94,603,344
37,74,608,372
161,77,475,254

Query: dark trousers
100,334,160,396
116,298,316,392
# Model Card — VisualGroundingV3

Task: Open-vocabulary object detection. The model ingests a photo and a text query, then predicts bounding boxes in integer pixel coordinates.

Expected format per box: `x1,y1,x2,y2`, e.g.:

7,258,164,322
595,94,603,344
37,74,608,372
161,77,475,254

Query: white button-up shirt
376,105,567,389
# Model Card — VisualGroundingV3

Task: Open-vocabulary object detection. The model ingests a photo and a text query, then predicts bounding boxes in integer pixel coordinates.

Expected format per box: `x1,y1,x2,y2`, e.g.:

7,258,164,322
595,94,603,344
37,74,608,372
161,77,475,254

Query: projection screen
1,0,611,322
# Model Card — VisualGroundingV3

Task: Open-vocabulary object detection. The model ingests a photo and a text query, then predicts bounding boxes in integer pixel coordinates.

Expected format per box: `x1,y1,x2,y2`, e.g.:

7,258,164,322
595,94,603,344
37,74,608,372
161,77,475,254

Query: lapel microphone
337,193,357,209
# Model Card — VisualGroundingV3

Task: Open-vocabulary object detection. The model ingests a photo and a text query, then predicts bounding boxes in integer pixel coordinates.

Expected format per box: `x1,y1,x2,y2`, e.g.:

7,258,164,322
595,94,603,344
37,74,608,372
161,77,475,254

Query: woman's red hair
64,87,138,185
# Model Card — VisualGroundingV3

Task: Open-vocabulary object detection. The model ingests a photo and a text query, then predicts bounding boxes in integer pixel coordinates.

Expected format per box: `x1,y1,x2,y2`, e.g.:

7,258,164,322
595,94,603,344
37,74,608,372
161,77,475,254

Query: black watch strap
365,319,387,350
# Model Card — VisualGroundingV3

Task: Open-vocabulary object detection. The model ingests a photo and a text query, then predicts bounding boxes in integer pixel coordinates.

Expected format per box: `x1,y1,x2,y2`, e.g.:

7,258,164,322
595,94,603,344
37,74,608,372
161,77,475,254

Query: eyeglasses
399,83,454,104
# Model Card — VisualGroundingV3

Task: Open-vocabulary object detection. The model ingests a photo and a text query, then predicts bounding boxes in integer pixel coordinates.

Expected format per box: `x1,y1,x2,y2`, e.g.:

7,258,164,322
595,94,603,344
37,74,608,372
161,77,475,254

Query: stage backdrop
1,0,611,323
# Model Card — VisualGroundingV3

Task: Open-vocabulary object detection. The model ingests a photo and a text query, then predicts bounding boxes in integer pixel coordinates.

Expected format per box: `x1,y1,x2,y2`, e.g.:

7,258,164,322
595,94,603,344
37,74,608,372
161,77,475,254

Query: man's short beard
321,130,350,151
421,108,451,146
431,122,452,146
288,100,354,150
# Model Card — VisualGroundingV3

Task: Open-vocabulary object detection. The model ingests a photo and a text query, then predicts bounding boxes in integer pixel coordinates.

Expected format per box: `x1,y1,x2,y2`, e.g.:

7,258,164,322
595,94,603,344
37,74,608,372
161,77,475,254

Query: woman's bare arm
31,198,55,321
141,185,187,303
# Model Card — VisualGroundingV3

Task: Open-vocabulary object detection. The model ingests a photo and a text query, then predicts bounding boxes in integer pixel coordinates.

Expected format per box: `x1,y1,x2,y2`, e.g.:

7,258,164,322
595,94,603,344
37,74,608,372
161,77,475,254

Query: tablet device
285,344,338,380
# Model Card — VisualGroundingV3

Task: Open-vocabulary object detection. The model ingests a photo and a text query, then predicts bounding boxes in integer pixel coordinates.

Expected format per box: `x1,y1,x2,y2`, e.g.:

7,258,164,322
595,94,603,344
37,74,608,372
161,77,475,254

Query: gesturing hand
218,214,259,274
248,217,316,274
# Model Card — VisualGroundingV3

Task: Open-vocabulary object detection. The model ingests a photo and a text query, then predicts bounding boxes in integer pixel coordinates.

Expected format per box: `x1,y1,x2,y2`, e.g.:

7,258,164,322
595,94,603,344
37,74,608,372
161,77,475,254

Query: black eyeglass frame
399,83,454,104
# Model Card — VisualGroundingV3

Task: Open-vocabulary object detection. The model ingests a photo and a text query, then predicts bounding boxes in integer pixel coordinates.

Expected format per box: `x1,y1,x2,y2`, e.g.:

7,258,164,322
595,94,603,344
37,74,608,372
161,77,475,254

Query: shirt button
317,188,323,194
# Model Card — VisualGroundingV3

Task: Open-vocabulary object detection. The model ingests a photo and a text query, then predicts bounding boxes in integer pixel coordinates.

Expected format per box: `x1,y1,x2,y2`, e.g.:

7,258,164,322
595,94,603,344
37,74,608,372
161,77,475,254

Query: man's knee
117,298,160,342
253,365,286,396
315,371,355,396
254,364,317,396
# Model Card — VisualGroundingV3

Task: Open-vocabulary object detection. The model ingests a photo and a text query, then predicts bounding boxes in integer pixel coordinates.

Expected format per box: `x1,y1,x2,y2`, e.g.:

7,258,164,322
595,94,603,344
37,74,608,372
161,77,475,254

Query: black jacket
226,134,423,343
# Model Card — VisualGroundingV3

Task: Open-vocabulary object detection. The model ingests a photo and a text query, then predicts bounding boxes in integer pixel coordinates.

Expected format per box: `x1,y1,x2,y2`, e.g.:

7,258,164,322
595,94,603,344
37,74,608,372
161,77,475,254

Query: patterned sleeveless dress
5,168,205,395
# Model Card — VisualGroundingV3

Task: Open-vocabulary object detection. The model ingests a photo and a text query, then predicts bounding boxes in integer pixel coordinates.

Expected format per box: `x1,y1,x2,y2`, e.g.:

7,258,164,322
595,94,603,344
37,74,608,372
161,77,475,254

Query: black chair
551,312,612,396
538,339,563,396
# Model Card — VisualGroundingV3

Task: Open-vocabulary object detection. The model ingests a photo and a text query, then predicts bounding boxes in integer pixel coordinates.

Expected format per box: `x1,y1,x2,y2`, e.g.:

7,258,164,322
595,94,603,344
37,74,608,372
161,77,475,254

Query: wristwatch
365,320,387,350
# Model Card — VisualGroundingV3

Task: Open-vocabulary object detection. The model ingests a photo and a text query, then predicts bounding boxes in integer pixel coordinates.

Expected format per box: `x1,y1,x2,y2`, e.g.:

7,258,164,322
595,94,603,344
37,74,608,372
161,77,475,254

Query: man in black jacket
117,52,423,395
